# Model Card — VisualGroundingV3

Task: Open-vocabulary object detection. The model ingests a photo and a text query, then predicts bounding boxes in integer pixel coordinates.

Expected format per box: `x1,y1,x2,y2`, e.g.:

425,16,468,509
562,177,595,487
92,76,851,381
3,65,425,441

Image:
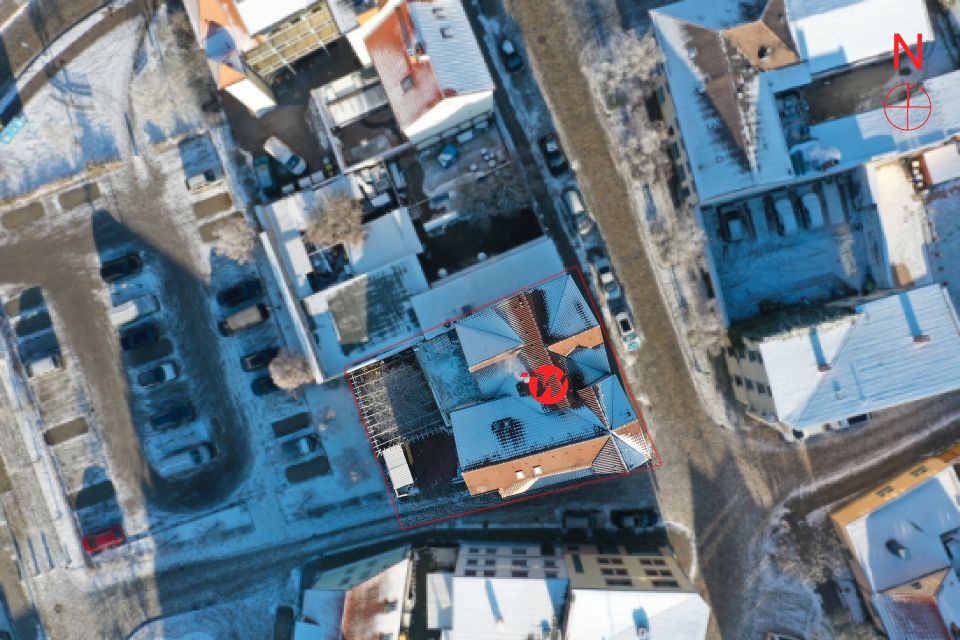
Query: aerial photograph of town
0,0,959,638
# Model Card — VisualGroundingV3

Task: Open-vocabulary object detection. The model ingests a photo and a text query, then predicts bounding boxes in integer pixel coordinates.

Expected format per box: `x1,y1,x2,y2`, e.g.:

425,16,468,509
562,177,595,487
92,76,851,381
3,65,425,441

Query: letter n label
894,33,923,70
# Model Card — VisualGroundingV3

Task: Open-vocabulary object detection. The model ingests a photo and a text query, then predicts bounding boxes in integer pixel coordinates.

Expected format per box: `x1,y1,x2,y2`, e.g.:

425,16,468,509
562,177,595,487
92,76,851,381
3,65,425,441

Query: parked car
251,375,281,396
241,346,280,372
800,192,825,229
185,168,223,193
156,443,215,478
719,205,748,242
109,294,159,327
137,361,178,388
25,354,61,378
539,133,569,176
253,156,276,192
499,38,524,72
591,258,622,302
219,303,270,336
100,253,142,283
216,279,263,308
772,196,799,236
614,312,642,351
149,402,195,431
120,322,159,351
263,136,307,176
82,524,125,555
281,434,321,460
562,187,592,235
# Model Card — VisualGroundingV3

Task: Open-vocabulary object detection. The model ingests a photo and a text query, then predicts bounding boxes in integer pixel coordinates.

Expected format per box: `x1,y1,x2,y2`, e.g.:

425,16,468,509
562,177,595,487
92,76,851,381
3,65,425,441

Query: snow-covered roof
346,208,422,273
759,285,960,429
456,308,522,368
383,444,414,490
451,395,606,469
298,591,343,640
538,273,598,340
786,0,933,75
922,140,960,186
183,0,258,90
804,71,960,174
447,576,569,640
426,572,454,630
407,0,493,95
411,237,564,332
841,469,960,592
565,589,711,640
234,0,318,35
651,9,796,204
259,190,316,298
364,0,492,133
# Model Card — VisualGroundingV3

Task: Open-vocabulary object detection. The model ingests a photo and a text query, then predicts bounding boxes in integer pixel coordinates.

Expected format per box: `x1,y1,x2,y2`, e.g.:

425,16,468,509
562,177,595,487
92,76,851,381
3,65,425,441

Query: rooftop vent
886,539,909,560
914,333,931,344
758,45,772,60
817,363,831,372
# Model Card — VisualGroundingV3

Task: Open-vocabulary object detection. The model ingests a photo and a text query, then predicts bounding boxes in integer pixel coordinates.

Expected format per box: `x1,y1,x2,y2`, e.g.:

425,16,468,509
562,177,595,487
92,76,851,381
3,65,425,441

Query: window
572,554,584,573
733,376,743,388
640,559,653,566
669,141,679,159
679,186,691,202
659,570,672,577
744,379,754,391
652,579,680,588
737,349,746,359
876,486,894,498
512,559,527,567
440,26,453,39
748,350,761,363
653,559,666,567
401,75,414,92
545,571,558,579
466,559,478,566
515,470,525,479
544,560,556,569
605,578,632,586
614,568,628,576
610,558,624,565
468,547,479,553
645,569,659,577
484,559,495,566
601,568,614,576
726,347,735,357
910,464,929,477
533,465,543,476
464,569,476,576
756,383,767,395
597,558,610,565
511,571,528,578
656,86,665,104
483,570,496,577
676,164,686,181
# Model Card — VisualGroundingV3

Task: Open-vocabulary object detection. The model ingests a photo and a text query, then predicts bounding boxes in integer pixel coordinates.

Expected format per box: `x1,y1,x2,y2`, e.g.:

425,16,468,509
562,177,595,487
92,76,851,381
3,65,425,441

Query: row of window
466,547,529,555
727,347,763,363
733,376,769,395
463,569,559,578
601,568,629,576
596,557,624,565
515,466,543,480
645,569,673,577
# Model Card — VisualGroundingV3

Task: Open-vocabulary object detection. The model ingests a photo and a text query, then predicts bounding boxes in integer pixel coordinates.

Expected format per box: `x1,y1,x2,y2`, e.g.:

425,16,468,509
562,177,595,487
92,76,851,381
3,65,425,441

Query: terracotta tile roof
874,592,952,640
364,1,443,130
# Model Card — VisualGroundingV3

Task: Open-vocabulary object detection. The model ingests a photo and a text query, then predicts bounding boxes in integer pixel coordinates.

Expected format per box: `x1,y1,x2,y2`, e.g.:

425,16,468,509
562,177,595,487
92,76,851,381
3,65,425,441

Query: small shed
383,444,414,495
921,141,960,186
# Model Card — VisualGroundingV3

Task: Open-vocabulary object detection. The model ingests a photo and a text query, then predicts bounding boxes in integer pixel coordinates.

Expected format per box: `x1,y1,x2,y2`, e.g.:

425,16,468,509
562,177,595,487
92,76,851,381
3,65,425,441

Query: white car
591,259,622,302
109,294,159,327
614,312,641,351
263,136,307,176
562,187,593,236
156,443,214,479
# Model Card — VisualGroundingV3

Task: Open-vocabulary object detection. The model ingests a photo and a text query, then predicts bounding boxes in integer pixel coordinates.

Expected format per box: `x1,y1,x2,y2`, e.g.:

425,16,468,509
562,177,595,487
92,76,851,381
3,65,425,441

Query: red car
82,524,126,555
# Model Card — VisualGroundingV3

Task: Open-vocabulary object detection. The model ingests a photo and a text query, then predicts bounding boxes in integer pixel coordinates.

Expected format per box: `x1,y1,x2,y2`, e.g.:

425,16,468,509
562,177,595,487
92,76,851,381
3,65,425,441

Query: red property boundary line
344,265,663,530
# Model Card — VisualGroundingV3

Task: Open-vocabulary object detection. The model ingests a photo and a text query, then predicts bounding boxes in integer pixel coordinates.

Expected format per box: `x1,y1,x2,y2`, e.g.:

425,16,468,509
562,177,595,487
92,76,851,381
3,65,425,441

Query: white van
109,295,159,328
562,187,592,235
26,354,61,378
801,192,825,229
774,197,799,236
263,137,307,176
156,443,214,479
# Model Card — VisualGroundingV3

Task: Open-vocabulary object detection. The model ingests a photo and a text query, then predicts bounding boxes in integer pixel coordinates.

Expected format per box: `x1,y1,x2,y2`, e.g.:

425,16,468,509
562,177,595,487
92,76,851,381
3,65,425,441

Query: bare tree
335,447,372,488
455,165,529,219
303,194,366,249
268,349,314,392
211,217,257,264
773,520,845,585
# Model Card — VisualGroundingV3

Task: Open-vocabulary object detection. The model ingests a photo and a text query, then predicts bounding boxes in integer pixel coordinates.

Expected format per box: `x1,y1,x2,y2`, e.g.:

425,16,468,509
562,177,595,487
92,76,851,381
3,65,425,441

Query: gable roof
759,285,960,429
407,0,493,95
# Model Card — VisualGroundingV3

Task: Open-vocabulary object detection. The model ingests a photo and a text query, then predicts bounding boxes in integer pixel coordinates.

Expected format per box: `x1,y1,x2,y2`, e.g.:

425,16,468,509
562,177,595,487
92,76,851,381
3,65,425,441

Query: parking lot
701,173,873,321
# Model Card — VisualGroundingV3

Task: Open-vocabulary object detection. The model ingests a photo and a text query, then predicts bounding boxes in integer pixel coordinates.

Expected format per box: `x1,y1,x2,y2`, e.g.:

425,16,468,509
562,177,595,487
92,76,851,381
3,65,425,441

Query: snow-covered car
253,156,276,192
591,259,622,302
219,303,270,336
25,354,61,378
772,196,799,236
499,38,524,72
100,253,142,283
800,192,825,229
263,136,307,176
251,375,281,396
109,294,159,327
280,434,321,461
137,361,178,388
562,187,592,236
614,311,641,351
155,443,215,478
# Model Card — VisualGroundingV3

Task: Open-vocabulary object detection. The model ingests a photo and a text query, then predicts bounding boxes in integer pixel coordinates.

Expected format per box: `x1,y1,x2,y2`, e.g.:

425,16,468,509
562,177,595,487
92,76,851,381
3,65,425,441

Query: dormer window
440,26,453,39
401,75,414,92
